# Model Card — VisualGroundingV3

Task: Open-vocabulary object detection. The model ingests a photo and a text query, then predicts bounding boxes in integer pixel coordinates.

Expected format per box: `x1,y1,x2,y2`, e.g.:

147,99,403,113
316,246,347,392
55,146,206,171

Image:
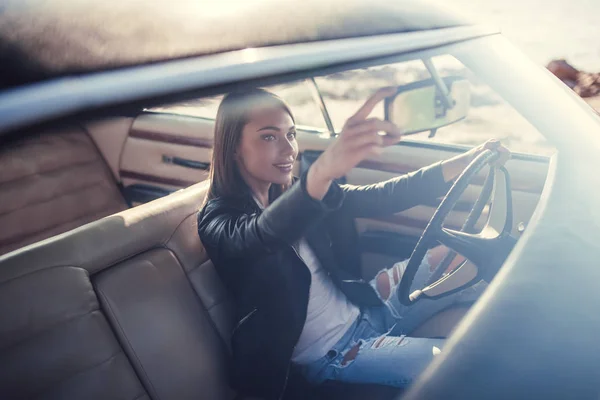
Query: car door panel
119,113,213,193
120,136,210,187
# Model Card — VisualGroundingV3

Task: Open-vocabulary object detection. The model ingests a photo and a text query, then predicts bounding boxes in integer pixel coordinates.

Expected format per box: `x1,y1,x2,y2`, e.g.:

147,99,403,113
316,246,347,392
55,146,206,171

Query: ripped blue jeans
300,255,483,388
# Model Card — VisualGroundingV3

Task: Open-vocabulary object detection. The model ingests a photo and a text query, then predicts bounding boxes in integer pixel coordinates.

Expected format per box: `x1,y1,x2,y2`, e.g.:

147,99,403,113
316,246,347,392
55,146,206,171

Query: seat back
0,127,128,256
0,265,149,400
0,181,236,400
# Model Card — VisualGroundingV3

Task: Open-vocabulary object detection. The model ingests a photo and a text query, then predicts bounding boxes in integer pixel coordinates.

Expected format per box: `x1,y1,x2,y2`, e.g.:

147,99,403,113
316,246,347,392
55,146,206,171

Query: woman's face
236,106,298,189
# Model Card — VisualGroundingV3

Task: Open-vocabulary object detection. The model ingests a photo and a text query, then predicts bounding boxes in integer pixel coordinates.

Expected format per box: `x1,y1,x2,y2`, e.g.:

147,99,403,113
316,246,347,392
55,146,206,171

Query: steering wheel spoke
436,228,498,268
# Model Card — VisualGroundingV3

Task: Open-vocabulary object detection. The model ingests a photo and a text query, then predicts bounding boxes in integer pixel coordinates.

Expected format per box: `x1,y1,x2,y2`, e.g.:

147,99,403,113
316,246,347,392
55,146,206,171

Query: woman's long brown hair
205,88,295,202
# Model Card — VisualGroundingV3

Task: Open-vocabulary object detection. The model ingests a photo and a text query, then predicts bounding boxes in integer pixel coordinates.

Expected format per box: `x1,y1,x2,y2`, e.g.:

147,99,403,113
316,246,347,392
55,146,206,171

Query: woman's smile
273,160,294,173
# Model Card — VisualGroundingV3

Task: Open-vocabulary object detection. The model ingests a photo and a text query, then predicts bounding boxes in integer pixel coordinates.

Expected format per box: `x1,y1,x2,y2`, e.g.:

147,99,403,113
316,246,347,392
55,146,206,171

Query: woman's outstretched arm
338,139,510,218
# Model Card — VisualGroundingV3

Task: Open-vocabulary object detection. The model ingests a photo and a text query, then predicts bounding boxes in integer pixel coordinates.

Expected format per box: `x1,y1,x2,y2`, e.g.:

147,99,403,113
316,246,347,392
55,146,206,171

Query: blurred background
430,0,600,70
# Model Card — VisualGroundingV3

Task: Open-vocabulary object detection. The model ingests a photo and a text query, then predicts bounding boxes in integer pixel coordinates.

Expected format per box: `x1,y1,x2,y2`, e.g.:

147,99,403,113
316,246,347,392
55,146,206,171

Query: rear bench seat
0,181,236,399
0,141,400,400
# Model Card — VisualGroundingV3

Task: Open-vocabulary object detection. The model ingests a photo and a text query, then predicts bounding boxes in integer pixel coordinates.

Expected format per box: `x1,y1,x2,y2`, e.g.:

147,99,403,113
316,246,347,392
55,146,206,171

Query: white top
252,194,359,365
291,238,360,364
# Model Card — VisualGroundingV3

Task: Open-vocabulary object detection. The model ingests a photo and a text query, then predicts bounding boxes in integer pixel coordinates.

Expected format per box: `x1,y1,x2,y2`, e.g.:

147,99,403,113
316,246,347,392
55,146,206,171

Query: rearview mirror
385,76,470,136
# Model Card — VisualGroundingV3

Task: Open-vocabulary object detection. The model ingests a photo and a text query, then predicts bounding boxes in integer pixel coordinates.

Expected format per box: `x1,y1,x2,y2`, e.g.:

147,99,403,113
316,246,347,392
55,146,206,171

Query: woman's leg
369,246,484,335
329,333,444,388
302,308,447,389
305,324,444,388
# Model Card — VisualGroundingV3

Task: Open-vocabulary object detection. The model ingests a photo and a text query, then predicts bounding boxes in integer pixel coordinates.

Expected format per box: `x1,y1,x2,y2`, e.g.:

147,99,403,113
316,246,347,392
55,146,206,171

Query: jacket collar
209,176,299,213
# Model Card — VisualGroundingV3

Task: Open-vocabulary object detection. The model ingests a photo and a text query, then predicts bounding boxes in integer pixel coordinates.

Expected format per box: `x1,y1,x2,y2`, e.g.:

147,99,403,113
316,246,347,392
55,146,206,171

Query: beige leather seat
0,160,400,400
0,181,238,399
0,126,128,256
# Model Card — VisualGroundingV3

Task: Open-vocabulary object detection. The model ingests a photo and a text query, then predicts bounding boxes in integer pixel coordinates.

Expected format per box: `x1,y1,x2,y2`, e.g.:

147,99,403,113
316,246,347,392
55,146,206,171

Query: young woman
197,87,510,399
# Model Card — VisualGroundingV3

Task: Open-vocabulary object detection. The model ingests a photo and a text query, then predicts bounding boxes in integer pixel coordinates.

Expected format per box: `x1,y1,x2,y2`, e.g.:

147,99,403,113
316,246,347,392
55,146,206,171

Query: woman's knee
426,246,466,273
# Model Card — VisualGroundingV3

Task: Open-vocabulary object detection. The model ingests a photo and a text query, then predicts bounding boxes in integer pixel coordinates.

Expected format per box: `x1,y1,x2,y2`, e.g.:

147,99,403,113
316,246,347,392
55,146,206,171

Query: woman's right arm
199,87,403,260
198,172,344,260
305,87,403,200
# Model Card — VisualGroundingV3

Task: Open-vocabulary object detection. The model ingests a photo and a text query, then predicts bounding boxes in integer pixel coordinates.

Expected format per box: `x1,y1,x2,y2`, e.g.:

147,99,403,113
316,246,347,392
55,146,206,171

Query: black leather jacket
197,162,452,399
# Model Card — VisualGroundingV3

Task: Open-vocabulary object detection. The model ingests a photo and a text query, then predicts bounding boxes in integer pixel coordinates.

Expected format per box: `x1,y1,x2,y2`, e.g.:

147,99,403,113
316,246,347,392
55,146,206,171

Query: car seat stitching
206,300,228,312
95,284,161,400
0,264,85,287
165,246,228,313
165,211,198,247
0,158,100,187
131,392,149,400
163,246,232,352
0,177,108,218
0,308,101,354
31,350,123,399
182,260,229,309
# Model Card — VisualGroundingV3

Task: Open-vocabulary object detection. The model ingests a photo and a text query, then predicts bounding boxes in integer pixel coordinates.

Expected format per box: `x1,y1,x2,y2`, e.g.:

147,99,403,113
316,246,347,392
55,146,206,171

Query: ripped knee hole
341,343,361,366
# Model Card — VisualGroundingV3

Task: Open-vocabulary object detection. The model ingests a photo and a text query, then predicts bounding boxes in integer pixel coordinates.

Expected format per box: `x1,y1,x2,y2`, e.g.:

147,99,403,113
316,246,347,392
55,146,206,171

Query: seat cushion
186,258,235,352
0,266,148,400
0,171,404,400
94,248,234,400
0,127,127,256
167,212,236,350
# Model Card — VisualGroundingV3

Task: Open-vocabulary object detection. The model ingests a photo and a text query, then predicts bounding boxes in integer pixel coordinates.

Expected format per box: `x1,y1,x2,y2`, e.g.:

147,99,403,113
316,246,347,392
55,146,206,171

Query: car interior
0,100,549,399
9,0,600,395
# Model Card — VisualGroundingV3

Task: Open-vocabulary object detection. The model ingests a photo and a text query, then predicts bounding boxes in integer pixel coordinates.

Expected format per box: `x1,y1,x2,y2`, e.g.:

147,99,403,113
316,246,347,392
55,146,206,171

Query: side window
314,57,555,156
146,80,327,131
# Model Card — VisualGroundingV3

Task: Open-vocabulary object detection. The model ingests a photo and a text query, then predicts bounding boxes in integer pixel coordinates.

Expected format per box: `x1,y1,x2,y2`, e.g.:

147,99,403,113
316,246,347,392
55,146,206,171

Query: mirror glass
385,76,471,135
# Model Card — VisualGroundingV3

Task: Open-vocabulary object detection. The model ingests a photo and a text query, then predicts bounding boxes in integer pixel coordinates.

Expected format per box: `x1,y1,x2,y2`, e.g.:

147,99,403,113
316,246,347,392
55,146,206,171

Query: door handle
162,155,210,170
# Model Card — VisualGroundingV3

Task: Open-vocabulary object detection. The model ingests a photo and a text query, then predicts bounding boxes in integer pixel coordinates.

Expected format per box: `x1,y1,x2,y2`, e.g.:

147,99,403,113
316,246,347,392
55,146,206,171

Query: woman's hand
307,87,402,200
441,139,511,183
467,139,511,166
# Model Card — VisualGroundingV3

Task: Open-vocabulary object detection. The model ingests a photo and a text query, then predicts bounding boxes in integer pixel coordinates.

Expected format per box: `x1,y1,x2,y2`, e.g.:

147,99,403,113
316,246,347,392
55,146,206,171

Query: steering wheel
397,149,516,306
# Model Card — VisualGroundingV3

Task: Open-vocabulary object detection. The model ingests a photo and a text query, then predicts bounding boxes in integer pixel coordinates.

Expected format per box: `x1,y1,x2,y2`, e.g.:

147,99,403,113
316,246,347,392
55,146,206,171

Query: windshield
311,34,600,157
450,35,600,153
148,33,600,158
313,51,551,155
